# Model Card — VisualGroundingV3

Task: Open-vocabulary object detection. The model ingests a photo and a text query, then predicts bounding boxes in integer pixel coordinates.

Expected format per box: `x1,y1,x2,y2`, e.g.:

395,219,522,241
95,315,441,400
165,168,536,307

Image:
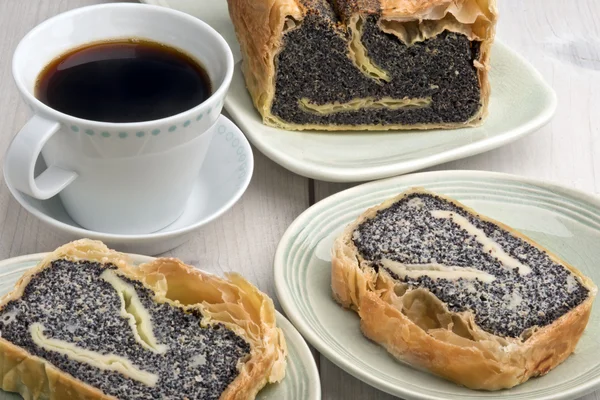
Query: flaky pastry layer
0,239,286,400
227,0,497,131
331,188,597,390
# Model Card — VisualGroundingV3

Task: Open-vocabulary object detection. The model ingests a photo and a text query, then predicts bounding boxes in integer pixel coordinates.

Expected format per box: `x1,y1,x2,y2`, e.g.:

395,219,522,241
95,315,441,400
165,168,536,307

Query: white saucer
275,170,600,399
4,115,253,256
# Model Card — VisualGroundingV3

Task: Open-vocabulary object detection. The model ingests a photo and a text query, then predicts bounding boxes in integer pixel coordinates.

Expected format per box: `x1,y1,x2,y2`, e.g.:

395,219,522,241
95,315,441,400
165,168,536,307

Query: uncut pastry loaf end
0,239,286,400
227,0,497,131
332,189,597,390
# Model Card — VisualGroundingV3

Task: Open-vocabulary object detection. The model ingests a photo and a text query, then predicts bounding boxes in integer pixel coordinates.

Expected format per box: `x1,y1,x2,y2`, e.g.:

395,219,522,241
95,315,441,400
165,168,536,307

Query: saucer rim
3,114,254,241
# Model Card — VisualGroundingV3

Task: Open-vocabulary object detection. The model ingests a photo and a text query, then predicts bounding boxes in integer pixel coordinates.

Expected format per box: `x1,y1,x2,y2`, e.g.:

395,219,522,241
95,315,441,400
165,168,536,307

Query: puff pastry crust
227,0,497,131
331,188,597,390
0,239,286,399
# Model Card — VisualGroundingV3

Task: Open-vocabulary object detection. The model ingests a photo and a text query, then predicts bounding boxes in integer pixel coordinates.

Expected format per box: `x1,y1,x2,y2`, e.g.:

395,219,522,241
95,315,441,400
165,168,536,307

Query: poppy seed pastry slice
0,240,286,400
332,188,597,390
227,0,497,131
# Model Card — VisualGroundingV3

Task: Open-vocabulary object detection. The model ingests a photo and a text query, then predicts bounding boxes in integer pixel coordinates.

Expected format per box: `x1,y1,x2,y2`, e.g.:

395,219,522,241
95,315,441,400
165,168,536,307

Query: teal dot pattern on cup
73,108,216,139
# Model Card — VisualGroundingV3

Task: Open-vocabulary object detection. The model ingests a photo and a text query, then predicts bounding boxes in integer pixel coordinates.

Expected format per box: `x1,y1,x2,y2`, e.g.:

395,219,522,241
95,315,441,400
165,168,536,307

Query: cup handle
4,115,78,200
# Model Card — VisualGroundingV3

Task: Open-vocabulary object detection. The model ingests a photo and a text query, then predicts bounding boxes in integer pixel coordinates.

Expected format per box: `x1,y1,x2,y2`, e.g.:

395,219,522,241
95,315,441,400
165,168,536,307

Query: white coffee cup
5,3,234,235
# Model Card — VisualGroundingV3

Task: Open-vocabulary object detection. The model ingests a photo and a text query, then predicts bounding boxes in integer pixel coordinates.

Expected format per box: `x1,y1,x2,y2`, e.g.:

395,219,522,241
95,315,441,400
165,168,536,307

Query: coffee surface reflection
35,38,212,123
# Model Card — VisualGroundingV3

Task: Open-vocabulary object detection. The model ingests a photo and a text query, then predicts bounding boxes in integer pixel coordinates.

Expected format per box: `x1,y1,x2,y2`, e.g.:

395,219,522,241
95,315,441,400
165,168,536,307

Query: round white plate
274,170,600,400
0,253,321,400
4,115,253,256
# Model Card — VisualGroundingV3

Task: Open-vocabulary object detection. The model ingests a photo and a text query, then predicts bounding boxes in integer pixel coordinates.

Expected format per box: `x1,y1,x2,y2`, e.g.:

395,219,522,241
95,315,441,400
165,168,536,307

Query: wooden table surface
0,0,598,399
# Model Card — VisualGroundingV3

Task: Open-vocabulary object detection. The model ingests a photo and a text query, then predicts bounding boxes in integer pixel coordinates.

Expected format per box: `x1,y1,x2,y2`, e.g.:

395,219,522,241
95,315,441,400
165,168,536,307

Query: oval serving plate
139,1,557,183
274,170,600,400
0,254,321,400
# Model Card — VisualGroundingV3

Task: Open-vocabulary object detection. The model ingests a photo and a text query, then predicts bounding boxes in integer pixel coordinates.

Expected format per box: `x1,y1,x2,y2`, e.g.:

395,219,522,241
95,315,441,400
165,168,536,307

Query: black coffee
35,39,212,123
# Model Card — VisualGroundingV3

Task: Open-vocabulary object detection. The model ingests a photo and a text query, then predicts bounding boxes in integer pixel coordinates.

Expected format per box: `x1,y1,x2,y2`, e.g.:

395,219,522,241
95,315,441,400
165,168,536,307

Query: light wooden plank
315,0,600,398
0,0,310,307
320,357,397,400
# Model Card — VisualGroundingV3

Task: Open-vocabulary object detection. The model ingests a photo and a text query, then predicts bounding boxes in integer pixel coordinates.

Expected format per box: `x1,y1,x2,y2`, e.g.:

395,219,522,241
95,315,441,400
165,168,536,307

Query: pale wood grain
320,358,397,400
315,0,600,398
0,0,310,305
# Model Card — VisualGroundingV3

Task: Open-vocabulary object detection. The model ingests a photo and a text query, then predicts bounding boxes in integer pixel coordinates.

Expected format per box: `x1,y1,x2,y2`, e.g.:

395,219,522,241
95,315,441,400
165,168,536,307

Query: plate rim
274,169,600,400
225,40,557,183
0,252,321,400
3,115,254,242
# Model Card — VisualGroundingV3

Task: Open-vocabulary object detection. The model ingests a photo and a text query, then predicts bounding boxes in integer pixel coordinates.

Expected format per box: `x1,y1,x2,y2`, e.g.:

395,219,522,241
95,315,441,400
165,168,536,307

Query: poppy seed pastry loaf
227,0,497,131
332,189,597,390
0,240,286,400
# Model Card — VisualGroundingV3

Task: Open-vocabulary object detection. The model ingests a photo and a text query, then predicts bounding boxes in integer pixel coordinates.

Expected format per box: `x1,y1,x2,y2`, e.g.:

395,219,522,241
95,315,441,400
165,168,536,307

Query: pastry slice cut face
227,0,497,131
332,189,597,390
0,240,286,400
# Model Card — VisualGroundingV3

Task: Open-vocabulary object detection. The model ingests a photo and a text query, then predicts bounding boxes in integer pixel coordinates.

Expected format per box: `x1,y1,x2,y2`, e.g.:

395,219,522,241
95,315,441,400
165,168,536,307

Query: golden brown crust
331,188,598,390
227,0,496,131
259,118,486,132
131,258,287,400
0,239,286,400
226,0,303,119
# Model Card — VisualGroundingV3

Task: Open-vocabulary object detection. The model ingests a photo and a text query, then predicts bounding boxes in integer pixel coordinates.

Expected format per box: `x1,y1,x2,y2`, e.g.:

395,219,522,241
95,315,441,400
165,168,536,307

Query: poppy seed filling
352,194,589,338
271,1,482,127
0,260,251,399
